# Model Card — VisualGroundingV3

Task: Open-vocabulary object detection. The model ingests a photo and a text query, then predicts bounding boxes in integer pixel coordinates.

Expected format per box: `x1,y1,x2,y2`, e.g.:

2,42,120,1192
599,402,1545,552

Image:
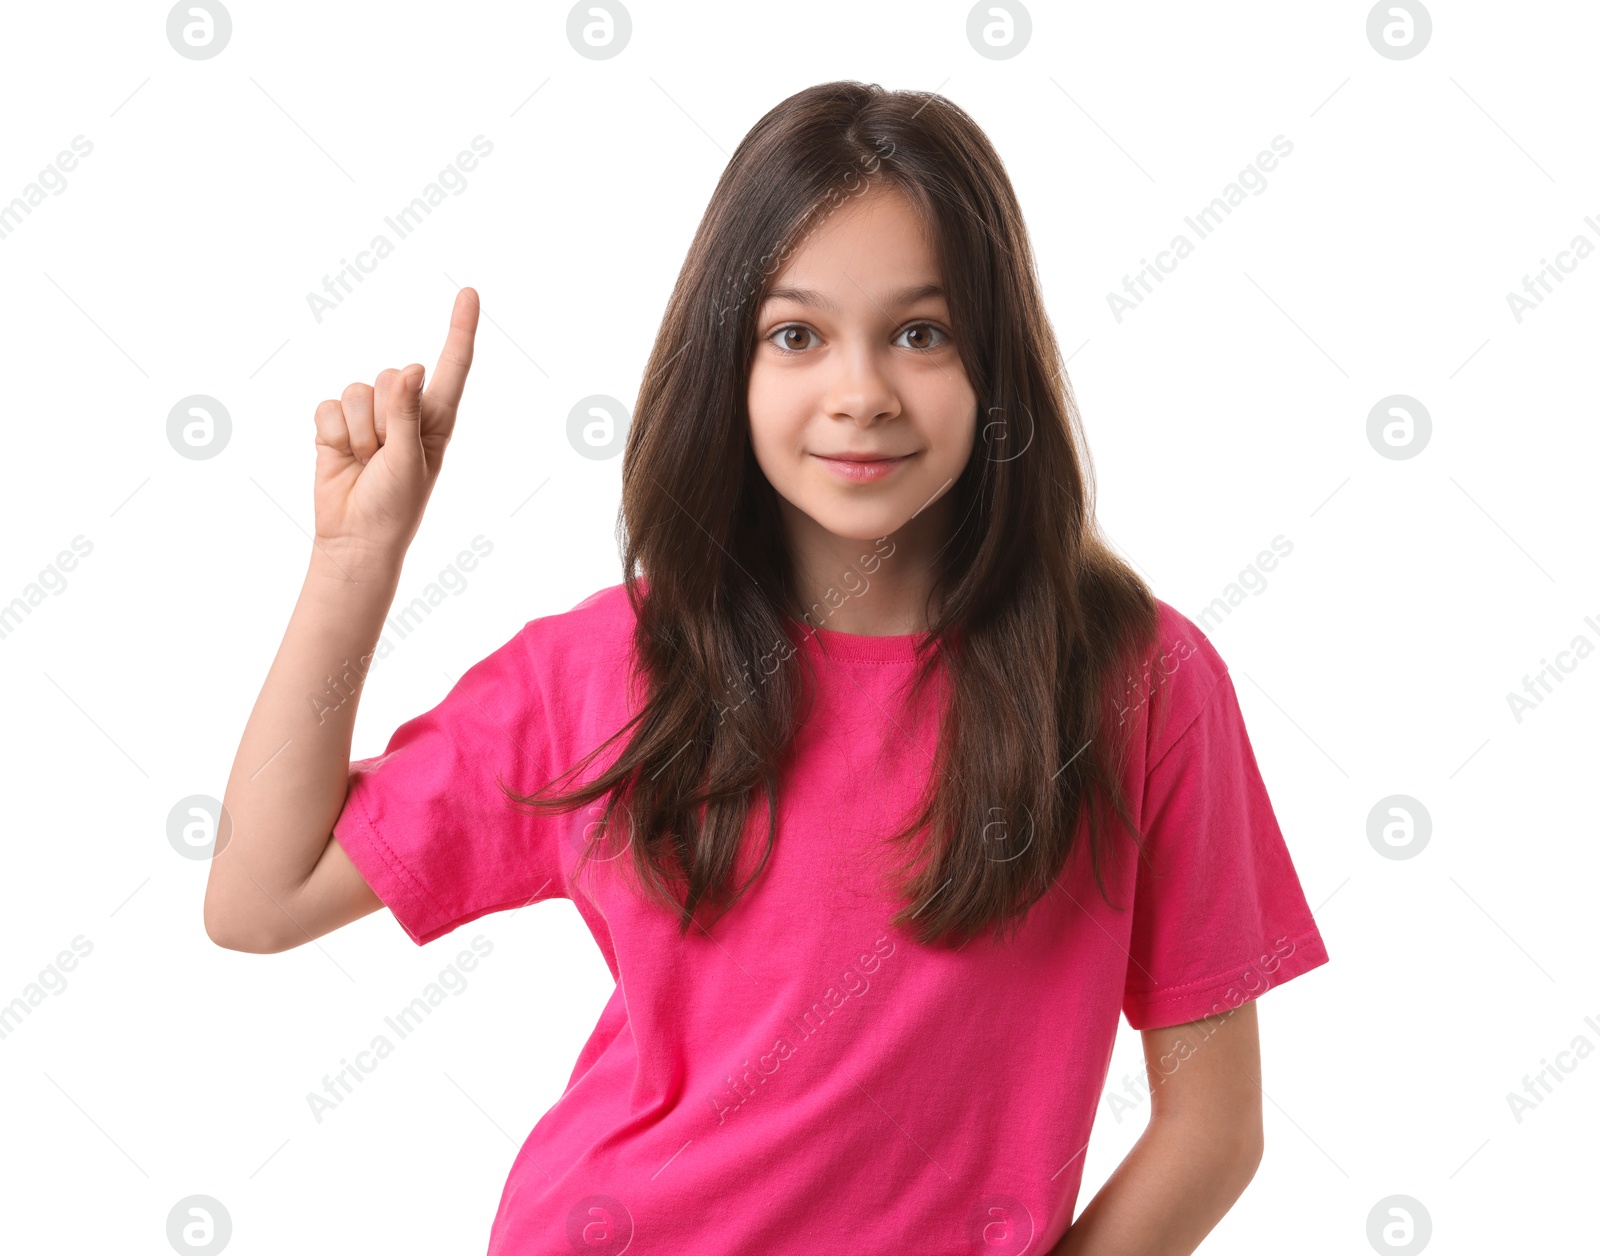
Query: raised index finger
425,287,480,412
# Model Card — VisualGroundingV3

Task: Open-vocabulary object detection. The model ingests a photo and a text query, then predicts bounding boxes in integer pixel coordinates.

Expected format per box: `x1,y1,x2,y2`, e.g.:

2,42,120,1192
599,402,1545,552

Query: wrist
306,538,405,589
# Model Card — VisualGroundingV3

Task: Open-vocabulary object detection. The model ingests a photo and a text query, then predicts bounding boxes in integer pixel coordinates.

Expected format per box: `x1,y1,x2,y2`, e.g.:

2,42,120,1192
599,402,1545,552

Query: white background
1,1,1595,1253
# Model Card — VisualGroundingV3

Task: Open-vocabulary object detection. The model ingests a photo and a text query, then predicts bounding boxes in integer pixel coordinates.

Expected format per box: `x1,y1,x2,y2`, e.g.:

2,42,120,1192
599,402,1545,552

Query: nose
822,339,900,425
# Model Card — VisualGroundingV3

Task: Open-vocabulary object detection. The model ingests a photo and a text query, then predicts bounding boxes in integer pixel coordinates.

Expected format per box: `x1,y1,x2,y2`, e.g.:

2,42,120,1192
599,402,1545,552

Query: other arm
1050,1001,1264,1256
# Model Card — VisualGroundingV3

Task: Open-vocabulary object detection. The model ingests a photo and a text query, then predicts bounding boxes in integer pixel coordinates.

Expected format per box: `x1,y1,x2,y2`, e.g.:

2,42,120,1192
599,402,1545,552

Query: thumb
385,364,427,473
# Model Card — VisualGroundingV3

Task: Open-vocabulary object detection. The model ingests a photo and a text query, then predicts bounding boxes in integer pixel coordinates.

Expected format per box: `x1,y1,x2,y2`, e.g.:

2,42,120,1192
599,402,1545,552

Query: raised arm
203,288,480,952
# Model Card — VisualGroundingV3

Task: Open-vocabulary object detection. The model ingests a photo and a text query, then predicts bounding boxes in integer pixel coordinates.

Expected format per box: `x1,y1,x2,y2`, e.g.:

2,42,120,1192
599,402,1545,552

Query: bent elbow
1234,1123,1265,1190
203,903,274,953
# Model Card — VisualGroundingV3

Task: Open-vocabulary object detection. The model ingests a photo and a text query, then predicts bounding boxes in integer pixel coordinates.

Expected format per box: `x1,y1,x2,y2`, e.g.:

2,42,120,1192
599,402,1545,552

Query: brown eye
769,326,816,354
896,322,949,352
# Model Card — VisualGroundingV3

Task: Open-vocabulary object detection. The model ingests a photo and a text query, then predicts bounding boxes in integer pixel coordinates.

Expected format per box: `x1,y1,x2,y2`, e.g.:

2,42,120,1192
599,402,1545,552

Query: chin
801,502,914,543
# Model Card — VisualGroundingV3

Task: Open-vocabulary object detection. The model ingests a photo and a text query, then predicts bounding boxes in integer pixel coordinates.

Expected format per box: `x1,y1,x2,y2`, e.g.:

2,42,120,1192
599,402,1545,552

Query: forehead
759,186,944,311
760,280,946,317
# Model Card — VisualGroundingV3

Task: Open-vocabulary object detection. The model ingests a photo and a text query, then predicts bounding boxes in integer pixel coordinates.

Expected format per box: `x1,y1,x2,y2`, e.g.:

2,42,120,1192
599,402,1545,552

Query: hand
311,287,480,570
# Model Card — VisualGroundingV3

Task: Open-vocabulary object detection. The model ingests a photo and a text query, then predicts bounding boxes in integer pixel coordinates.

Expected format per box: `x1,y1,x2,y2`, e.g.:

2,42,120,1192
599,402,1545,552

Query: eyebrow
759,282,946,315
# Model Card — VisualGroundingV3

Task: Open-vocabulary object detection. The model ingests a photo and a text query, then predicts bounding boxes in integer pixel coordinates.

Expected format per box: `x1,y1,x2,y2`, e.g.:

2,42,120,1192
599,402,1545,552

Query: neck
781,495,953,635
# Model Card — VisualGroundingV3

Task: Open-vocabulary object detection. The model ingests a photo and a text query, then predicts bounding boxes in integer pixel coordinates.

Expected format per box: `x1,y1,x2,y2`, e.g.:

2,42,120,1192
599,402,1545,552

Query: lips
811,451,917,482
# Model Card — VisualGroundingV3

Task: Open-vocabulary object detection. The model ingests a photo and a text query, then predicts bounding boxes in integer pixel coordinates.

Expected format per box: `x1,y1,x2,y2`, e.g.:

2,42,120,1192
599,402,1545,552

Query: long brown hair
506,80,1166,948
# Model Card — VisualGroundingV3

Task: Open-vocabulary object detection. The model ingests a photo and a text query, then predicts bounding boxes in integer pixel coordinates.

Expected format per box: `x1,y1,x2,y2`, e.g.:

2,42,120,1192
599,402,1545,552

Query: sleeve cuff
330,778,449,947
1123,927,1330,1030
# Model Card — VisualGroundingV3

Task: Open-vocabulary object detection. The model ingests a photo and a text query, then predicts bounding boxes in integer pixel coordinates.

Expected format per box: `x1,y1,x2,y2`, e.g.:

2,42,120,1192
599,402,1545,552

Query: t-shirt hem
1122,926,1329,1030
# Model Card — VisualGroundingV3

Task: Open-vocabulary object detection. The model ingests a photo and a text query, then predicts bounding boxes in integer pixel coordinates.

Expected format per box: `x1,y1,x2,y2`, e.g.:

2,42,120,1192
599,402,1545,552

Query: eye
764,321,952,357
895,322,950,352
767,324,818,355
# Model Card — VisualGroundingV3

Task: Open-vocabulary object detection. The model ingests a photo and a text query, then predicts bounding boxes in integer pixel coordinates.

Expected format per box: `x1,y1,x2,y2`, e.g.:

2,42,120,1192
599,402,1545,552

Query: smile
811,452,917,482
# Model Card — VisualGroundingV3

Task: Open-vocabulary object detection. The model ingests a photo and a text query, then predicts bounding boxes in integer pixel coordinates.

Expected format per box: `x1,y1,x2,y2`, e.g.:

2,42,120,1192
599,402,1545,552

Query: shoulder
567,581,632,618
1126,598,1233,773
519,580,640,678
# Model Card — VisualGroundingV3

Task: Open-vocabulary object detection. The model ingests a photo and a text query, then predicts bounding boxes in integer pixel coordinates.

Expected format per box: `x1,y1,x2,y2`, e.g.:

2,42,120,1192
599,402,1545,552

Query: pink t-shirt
332,582,1328,1254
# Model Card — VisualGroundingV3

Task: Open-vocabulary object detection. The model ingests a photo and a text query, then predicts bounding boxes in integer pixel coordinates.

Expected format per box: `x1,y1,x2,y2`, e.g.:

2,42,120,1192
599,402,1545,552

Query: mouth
810,451,918,482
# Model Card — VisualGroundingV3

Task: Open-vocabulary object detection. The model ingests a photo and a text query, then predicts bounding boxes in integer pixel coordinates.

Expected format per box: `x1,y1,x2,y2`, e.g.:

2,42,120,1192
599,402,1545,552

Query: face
746,185,977,554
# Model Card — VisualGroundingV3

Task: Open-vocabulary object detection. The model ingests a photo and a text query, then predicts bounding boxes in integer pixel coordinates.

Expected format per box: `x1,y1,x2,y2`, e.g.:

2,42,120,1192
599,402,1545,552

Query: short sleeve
1121,671,1329,1030
331,625,571,947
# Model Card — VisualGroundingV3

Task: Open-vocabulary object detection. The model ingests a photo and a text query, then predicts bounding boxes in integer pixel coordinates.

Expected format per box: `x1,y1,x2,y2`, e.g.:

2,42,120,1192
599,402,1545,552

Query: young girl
209,80,1328,1255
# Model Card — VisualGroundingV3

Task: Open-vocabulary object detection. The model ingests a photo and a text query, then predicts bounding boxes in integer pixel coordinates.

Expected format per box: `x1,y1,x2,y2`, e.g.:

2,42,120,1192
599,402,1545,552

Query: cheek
953,413,978,462
747,369,806,456
748,426,787,484
928,403,978,473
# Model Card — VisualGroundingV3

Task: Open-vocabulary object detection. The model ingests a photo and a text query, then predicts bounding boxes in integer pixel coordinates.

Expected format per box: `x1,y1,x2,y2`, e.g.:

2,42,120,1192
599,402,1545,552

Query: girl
208,81,1329,1255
